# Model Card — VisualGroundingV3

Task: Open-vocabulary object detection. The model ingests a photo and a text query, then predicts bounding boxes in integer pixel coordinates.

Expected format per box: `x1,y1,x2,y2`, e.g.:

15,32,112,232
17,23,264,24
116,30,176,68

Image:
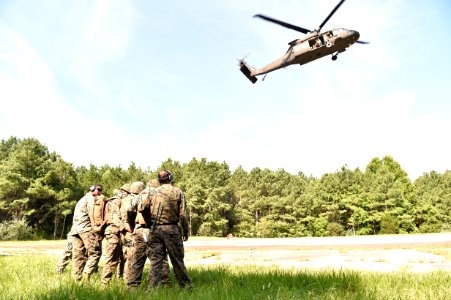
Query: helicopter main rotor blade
317,0,346,32
254,14,311,34
356,40,369,44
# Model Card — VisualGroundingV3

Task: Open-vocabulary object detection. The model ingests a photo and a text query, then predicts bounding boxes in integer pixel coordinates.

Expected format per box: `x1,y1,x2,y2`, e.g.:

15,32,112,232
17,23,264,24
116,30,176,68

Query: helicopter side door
308,37,323,50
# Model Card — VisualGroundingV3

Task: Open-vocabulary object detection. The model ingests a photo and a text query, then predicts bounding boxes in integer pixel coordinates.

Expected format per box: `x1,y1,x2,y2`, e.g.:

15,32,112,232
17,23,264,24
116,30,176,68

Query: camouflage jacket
70,193,94,235
135,187,158,225
104,196,125,232
150,184,189,234
120,194,140,228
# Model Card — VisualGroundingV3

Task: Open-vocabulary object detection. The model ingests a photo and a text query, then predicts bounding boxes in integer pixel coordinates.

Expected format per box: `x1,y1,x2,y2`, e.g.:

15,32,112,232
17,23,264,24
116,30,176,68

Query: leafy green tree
0,138,79,238
413,171,451,232
182,158,235,236
229,167,258,237
363,156,415,234
0,138,50,221
379,213,399,234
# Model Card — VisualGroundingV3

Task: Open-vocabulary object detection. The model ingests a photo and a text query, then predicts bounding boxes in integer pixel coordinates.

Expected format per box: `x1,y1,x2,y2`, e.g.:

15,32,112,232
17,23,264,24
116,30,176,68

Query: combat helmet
147,179,160,188
120,183,131,193
130,181,145,194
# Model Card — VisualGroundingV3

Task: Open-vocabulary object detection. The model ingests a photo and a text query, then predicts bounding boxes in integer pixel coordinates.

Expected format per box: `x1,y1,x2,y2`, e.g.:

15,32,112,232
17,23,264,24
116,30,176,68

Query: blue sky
1,0,450,179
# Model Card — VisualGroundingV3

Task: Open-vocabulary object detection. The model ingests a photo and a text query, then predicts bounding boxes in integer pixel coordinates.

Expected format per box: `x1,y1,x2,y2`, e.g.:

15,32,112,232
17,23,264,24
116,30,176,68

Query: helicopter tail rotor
239,60,258,84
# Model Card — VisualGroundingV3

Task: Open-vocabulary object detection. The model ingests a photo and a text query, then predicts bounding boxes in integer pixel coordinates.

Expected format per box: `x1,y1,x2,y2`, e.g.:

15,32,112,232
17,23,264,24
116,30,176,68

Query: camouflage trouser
72,231,102,281
148,225,191,289
127,227,170,288
101,225,122,285
55,236,73,273
120,231,133,282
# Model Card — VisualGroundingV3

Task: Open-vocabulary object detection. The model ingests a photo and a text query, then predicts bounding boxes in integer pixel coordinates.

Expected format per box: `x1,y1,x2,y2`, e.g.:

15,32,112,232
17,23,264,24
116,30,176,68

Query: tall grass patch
0,256,449,299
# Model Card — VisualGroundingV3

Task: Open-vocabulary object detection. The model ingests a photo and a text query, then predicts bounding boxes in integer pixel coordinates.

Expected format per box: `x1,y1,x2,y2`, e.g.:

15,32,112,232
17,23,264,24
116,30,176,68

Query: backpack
89,195,107,234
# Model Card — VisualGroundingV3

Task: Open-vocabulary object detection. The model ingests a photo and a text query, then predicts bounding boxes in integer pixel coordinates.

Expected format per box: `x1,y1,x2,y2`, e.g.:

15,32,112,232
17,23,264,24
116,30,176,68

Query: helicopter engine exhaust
239,60,258,84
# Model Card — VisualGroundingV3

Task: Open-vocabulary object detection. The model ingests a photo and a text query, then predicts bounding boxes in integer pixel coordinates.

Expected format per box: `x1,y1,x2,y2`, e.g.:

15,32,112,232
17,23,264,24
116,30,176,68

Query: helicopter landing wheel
332,55,338,61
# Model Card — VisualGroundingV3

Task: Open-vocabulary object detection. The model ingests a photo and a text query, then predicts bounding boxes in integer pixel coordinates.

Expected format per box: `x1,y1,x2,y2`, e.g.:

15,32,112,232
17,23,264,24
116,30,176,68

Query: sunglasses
96,188,103,192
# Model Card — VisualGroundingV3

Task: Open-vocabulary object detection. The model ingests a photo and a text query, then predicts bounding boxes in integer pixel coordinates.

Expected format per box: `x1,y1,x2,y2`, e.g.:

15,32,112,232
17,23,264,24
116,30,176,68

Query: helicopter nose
351,30,360,42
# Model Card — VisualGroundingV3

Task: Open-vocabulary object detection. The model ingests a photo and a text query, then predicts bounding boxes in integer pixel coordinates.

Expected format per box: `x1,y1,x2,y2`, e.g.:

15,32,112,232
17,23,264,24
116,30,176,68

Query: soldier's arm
120,198,133,232
86,196,95,228
126,195,138,227
137,191,149,213
128,195,139,211
116,198,126,232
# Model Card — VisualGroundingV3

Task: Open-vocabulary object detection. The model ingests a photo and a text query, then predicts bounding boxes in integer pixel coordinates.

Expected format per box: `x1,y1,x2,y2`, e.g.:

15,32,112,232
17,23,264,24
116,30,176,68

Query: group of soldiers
55,169,192,291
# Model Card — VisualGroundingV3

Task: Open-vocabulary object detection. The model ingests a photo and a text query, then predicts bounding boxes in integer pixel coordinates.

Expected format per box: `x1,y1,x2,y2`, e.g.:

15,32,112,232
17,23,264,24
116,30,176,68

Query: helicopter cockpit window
332,28,345,36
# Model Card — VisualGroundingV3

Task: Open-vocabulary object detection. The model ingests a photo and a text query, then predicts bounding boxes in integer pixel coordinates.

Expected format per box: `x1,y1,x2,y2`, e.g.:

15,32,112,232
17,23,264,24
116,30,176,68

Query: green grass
0,256,450,300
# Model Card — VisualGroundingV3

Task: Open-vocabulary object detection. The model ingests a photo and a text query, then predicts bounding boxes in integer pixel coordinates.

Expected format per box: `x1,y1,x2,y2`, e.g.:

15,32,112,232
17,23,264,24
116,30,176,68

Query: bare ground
1,233,450,273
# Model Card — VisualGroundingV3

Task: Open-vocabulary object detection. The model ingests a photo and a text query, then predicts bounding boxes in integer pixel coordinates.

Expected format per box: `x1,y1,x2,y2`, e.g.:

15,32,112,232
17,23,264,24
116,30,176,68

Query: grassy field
0,255,450,300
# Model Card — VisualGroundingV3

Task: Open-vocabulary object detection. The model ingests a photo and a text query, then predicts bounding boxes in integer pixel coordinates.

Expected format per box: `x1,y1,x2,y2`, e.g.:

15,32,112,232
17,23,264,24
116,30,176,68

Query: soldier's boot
81,272,91,284
117,269,123,279
55,267,64,274
178,279,193,291
127,284,140,292
73,272,83,282
145,284,161,294
161,275,172,287
181,283,193,291
117,260,125,278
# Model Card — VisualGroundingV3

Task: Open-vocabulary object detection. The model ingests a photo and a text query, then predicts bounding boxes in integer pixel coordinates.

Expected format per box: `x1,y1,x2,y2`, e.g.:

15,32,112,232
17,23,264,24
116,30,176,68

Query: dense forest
0,137,449,240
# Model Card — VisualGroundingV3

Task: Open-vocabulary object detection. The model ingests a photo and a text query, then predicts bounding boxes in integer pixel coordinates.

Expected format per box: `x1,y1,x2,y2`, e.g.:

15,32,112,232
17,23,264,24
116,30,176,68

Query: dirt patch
1,233,450,273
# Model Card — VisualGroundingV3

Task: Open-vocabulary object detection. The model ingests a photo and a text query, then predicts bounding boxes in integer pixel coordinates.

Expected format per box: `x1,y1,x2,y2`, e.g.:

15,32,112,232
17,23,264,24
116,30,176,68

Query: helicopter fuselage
250,28,360,77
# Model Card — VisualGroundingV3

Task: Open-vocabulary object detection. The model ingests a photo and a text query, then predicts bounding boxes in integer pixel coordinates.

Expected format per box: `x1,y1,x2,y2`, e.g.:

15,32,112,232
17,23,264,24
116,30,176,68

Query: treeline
0,137,450,239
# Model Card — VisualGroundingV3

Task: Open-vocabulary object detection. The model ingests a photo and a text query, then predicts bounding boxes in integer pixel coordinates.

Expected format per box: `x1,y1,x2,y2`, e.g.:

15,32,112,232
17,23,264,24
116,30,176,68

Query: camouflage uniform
127,182,170,288
70,192,102,281
101,193,126,286
55,234,73,273
120,192,136,282
147,183,192,289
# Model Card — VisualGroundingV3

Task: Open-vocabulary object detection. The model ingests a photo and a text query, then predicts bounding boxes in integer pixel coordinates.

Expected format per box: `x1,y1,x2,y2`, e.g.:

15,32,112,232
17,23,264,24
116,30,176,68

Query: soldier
55,235,96,274
100,189,126,287
55,234,74,273
70,184,104,282
147,170,192,290
127,179,171,289
119,183,132,281
121,181,144,283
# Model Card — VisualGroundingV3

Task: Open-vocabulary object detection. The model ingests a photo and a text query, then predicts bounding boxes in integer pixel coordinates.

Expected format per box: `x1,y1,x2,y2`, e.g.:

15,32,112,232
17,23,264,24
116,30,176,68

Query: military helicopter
239,0,368,83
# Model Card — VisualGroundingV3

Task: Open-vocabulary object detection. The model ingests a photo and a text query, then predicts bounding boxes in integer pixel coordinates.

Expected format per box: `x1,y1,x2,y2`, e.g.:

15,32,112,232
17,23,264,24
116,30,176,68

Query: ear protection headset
167,170,173,182
158,170,173,182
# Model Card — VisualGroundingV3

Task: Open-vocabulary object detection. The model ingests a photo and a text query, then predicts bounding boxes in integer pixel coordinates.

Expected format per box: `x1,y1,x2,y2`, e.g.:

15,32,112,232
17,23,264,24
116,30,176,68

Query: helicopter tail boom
239,60,258,84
